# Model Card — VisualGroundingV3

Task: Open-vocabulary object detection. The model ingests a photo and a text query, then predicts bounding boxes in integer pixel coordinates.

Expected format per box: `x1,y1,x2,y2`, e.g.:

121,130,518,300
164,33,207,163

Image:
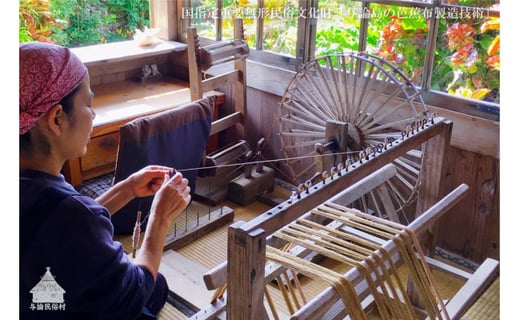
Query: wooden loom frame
191,117,499,319
186,18,251,205
186,18,248,141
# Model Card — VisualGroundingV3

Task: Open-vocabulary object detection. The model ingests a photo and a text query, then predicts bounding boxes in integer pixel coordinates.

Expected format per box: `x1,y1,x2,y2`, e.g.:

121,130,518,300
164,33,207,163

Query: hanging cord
131,210,141,258
131,200,151,258
131,169,174,257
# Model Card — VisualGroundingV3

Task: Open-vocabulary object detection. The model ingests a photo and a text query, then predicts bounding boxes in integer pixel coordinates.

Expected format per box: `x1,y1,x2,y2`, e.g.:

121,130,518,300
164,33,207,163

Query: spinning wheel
278,52,428,219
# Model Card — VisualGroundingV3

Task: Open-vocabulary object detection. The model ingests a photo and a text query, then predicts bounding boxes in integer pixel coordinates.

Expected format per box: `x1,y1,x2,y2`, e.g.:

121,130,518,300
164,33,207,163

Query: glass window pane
316,0,362,57
355,0,434,3
441,0,499,8
189,0,301,56
402,0,434,3
220,0,256,42
188,0,257,43
187,0,218,39
213,0,302,55
256,0,299,56
433,4,500,103
366,4,428,86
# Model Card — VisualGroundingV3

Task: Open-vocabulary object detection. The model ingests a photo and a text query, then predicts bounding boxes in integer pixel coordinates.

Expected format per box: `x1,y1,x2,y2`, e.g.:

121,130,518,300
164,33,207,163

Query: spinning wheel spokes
278,52,428,217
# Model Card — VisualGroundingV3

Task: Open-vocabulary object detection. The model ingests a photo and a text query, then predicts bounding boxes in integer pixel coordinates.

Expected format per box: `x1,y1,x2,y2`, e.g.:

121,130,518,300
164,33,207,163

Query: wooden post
186,27,203,101
415,119,453,255
408,119,452,308
233,18,247,140
149,0,177,41
227,221,266,319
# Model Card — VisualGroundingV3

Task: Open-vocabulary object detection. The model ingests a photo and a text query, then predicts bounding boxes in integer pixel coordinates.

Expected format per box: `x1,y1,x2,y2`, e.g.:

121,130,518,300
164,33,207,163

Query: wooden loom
178,116,499,320
187,18,251,204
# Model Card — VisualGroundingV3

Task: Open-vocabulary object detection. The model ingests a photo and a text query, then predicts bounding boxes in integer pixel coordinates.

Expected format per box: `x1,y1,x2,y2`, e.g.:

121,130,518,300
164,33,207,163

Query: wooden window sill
70,39,186,67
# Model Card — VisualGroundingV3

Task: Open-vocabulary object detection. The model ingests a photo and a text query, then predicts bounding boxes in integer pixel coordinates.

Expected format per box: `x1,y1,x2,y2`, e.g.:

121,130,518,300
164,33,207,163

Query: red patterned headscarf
19,42,88,135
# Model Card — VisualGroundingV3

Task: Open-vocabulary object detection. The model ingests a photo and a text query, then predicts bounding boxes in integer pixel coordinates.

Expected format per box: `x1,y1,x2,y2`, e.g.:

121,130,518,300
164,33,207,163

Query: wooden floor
114,185,499,320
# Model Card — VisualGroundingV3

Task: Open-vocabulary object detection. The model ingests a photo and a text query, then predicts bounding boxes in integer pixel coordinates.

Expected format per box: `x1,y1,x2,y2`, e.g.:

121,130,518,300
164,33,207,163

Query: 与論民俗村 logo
29,267,66,311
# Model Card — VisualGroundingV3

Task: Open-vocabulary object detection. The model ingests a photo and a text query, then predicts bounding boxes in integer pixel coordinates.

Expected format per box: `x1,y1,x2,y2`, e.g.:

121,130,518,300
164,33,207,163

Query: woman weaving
19,42,191,319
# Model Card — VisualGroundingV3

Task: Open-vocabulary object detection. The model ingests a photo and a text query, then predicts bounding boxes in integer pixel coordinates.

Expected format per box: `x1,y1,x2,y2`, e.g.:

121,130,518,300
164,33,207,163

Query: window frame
178,0,500,121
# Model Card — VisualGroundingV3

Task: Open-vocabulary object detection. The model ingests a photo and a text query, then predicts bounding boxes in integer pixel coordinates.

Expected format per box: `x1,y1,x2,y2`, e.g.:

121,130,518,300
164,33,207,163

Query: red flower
446,23,476,51
487,55,500,70
450,43,475,67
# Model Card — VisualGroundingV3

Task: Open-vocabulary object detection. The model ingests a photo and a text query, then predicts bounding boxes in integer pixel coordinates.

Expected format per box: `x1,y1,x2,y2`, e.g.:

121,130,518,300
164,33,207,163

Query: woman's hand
97,165,189,216
134,170,191,277
149,171,191,222
126,165,174,198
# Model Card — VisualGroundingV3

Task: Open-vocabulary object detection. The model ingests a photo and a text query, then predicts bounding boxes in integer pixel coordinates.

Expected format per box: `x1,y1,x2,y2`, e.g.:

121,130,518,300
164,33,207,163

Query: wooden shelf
90,77,223,134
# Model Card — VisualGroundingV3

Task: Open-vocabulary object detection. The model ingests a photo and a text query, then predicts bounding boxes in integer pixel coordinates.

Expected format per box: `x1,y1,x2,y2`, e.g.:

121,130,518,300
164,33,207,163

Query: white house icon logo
29,267,66,311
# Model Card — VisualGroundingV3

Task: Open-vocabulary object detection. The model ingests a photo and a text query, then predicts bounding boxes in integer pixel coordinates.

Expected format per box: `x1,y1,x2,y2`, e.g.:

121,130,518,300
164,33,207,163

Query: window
20,0,150,47
183,0,500,119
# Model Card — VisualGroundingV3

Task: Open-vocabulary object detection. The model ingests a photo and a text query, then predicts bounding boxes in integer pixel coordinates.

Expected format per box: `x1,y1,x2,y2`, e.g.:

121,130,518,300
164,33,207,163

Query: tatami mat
158,303,187,320
462,277,500,320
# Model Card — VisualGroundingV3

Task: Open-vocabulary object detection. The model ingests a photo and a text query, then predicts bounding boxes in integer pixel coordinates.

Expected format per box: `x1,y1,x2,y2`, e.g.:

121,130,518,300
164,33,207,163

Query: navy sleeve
63,195,156,318
20,194,156,320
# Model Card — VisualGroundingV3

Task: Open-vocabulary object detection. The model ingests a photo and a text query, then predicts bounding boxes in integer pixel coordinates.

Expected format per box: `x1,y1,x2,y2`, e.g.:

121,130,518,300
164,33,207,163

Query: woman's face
63,75,95,159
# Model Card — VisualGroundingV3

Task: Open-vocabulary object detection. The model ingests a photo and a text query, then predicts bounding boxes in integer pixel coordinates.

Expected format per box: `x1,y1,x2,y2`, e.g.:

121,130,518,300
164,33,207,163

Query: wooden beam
188,296,227,320
427,105,499,159
329,164,398,206
444,258,499,319
240,118,452,236
209,112,244,136
202,70,240,93
159,250,215,312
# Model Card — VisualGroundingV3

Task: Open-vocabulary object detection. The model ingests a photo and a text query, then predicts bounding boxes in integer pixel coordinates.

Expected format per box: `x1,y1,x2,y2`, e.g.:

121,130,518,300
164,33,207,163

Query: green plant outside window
190,0,499,107
19,0,500,108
